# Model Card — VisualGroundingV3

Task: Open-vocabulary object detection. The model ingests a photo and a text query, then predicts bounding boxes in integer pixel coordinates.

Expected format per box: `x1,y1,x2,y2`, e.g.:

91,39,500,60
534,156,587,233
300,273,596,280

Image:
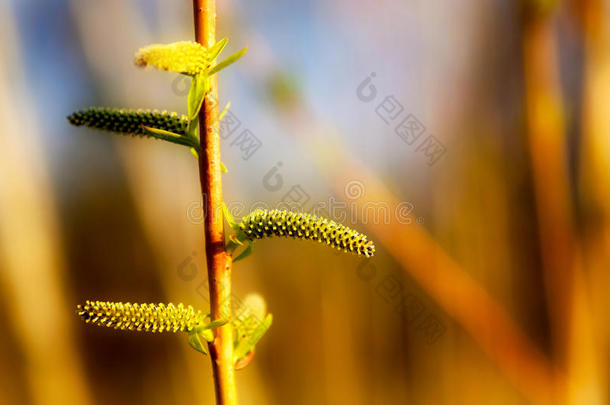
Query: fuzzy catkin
239,209,375,257
134,41,210,75
77,301,204,333
67,107,189,137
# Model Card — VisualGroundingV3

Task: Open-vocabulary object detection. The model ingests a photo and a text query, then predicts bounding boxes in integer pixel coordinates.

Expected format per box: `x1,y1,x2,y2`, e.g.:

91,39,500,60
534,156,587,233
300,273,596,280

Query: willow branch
193,1,237,404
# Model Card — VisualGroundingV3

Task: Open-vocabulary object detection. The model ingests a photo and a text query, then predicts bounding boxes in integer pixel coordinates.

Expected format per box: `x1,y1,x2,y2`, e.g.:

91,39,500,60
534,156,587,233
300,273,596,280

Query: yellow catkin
134,41,211,75
239,209,375,257
77,301,204,333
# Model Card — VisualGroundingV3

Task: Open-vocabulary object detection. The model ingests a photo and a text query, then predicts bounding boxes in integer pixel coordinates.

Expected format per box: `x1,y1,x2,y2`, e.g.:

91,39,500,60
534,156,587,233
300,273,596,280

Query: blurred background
0,0,608,404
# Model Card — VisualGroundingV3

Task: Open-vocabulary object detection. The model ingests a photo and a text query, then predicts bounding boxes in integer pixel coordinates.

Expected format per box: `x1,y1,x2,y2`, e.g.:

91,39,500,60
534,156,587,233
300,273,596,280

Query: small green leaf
226,236,244,255
141,125,198,148
187,115,199,139
204,319,228,330
141,125,181,138
230,235,244,246
208,47,248,76
188,331,208,355
232,294,271,367
207,37,228,61
233,242,253,262
201,329,214,342
220,161,228,173
233,313,272,362
217,102,231,123
222,202,239,230
188,74,210,120
190,148,199,159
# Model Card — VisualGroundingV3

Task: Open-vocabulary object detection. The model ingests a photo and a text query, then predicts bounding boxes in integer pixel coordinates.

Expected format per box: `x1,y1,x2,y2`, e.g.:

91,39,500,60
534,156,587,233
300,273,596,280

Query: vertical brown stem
193,1,237,404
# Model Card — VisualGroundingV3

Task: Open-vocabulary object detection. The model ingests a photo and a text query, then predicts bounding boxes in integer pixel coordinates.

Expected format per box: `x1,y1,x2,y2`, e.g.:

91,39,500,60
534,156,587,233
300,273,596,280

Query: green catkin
77,301,204,333
67,107,189,137
239,209,375,257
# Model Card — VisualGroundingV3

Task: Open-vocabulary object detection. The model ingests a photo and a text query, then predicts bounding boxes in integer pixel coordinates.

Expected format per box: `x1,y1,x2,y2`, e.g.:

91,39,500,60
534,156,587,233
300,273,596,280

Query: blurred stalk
521,0,573,381
522,3,604,403
320,268,368,405
0,4,93,405
572,0,610,403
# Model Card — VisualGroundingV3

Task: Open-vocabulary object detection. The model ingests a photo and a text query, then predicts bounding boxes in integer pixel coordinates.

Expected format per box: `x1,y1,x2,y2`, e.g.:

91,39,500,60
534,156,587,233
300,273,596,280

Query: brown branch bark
193,1,237,404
